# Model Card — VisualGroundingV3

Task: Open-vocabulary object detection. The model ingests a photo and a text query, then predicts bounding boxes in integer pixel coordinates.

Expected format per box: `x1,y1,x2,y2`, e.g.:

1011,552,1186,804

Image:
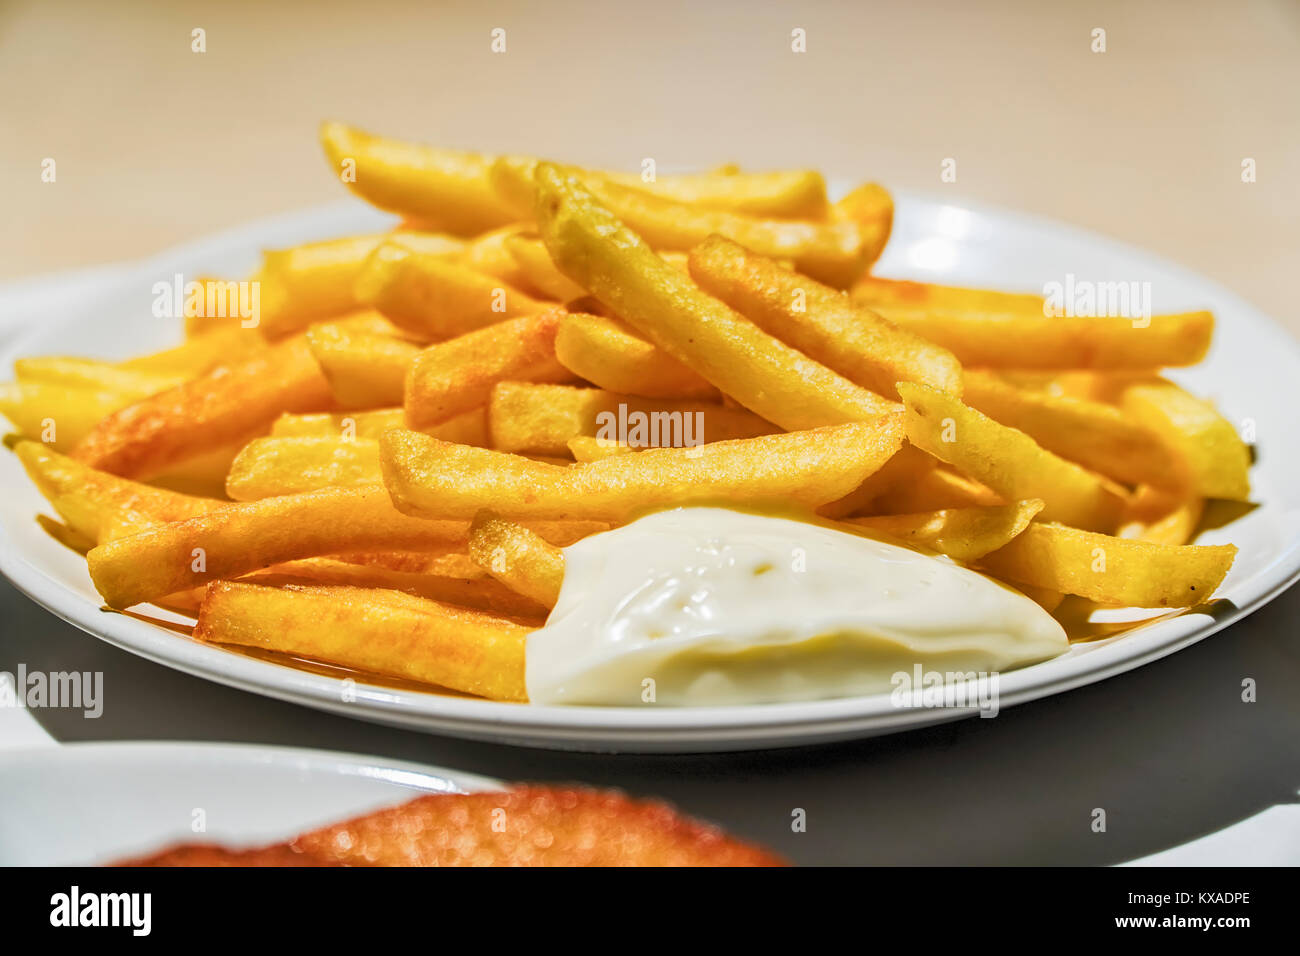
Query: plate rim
3,191,1299,750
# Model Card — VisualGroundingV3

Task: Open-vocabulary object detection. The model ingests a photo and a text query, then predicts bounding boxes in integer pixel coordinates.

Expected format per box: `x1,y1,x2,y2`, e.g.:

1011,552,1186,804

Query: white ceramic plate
0,741,498,866
2,192,1299,752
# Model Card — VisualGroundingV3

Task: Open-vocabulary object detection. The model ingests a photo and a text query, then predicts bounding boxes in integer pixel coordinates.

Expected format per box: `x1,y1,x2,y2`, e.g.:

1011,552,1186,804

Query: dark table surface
3,573,1297,866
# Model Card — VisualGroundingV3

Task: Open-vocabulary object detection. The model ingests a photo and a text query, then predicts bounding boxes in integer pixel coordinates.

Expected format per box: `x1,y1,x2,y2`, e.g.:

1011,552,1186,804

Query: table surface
1,0,1298,865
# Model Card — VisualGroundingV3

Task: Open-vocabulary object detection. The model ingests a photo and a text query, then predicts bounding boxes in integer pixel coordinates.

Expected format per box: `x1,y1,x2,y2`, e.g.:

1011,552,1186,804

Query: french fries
72,336,334,480
196,582,530,701
899,382,1126,532
688,235,962,399
979,523,1236,608
271,407,489,447
487,382,774,458
533,164,896,429
469,511,566,608
225,436,383,500
306,323,420,408
382,417,905,521
846,499,1044,562
253,234,390,338
404,308,576,430
553,311,718,399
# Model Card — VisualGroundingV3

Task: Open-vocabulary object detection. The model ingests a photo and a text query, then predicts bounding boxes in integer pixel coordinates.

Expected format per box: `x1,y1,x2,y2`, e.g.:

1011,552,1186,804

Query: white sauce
525,507,1068,706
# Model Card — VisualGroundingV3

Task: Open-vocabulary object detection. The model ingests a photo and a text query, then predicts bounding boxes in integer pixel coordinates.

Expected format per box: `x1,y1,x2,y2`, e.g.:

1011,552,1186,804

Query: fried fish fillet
116,787,783,867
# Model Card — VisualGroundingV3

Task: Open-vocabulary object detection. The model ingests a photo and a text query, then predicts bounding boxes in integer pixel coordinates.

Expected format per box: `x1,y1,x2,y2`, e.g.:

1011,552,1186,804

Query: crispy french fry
272,407,489,447
831,183,894,255
1,383,133,452
14,358,183,398
875,309,1214,370
196,581,530,701
354,239,547,339
979,523,1236,608
534,164,896,429
253,234,391,338
72,335,333,480
871,465,1004,514
488,382,774,457
405,309,575,430
845,499,1044,562
469,511,566,607
553,312,719,400
1120,380,1251,500
306,323,419,408
961,370,1182,488
505,234,588,301
225,436,383,500
382,416,904,521
899,382,1126,532
319,122,522,236
14,440,219,544
119,327,267,378
688,235,962,399
566,435,636,462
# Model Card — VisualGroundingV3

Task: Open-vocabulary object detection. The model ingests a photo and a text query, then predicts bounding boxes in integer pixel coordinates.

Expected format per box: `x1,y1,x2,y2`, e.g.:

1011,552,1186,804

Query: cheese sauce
525,507,1068,706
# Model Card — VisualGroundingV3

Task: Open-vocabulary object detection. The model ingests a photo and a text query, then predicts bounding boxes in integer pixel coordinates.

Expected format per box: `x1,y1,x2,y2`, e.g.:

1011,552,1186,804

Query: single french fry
72,335,333,480
469,511,567,608
1,383,133,452
504,234,588,301
688,235,962,399
534,164,896,429
382,416,905,521
871,465,1004,514
831,182,894,260
14,358,183,398
875,309,1214,370
354,239,547,339
225,436,384,500
899,382,1126,532
961,370,1182,488
14,441,219,544
488,382,774,457
119,327,267,378
253,234,390,338
319,122,522,236
554,312,719,400
196,581,530,701
272,407,489,447
566,435,636,462
1120,380,1251,501
306,323,419,408
979,523,1236,608
405,309,575,430
845,499,1044,562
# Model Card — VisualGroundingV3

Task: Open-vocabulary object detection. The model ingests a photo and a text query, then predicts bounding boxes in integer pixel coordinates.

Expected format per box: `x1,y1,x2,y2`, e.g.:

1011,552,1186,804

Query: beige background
2,0,1297,333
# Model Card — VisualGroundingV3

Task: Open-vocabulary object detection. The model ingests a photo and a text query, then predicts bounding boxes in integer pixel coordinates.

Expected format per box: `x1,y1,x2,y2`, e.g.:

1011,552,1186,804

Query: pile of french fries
1,121,1248,703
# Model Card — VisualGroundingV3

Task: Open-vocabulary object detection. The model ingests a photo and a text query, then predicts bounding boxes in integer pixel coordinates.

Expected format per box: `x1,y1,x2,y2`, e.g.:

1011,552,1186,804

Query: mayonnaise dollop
525,507,1068,706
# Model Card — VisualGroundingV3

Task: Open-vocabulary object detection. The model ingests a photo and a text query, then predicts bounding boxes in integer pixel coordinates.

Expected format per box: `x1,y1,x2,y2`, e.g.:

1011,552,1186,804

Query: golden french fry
253,234,392,338
899,382,1126,532
504,234,588,301
14,358,183,398
846,499,1044,562
405,309,575,430
468,511,566,607
488,382,774,457
688,235,962,399
382,416,905,521
566,435,636,462
306,322,419,408
871,465,1004,514
534,164,895,429
225,436,383,500
1118,486,1206,547
14,440,219,544
979,523,1236,608
1,383,133,452
961,370,1182,488
852,276,1046,314
119,327,267,378
72,335,333,480
831,183,894,259
457,224,541,294
319,122,522,236
875,309,1214,370
553,312,719,400
272,407,489,446
1120,380,1251,500
196,581,530,701
354,239,547,339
